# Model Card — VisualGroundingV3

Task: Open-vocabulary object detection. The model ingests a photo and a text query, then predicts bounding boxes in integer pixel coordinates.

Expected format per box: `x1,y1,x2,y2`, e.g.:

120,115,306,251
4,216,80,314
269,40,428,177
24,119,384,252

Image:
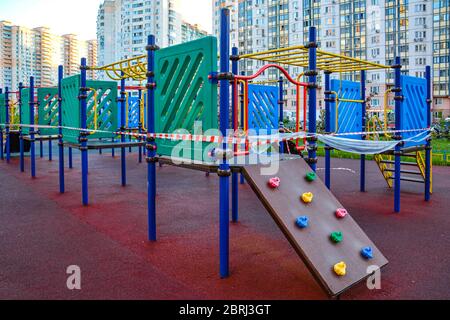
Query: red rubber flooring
0,148,449,300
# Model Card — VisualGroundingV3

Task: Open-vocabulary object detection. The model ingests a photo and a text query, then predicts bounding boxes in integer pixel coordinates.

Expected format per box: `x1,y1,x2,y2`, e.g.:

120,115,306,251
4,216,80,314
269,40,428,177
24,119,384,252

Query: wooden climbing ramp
241,158,388,297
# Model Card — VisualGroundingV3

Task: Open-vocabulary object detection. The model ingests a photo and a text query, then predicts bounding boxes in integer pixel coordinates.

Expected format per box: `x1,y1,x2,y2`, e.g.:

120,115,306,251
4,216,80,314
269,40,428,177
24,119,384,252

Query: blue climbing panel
120,96,140,129
330,80,363,140
400,76,428,147
247,85,279,134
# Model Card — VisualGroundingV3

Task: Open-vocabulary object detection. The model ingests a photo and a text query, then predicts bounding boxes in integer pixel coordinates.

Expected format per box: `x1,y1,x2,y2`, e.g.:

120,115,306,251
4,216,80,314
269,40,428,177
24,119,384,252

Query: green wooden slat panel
61,75,118,144
154,36,218,161
38,88,59,136
20,89,32,135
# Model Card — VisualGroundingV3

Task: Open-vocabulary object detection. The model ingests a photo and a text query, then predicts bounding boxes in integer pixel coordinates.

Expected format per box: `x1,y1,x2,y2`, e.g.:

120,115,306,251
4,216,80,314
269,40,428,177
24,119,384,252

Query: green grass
314,138,450,166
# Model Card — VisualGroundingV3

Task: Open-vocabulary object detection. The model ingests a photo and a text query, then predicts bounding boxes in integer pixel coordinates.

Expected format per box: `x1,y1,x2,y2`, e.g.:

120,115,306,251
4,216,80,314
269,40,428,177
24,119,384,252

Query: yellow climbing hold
301,192,314,204
334,262,347,277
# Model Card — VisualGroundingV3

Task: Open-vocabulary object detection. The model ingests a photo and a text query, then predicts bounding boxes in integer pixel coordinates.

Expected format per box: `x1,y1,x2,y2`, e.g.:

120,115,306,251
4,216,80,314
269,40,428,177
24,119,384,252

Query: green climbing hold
330,232,343,244
305,172,317,182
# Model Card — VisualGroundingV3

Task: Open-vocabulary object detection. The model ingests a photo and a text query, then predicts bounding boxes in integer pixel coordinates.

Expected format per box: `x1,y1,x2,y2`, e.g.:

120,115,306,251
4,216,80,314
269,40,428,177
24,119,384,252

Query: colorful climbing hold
330,231,343,244
296,216,309,229
301,192,314,204
305,172,317,182
334,262,347,277
361,247,374,260
268,177,281,189
336,208,348,219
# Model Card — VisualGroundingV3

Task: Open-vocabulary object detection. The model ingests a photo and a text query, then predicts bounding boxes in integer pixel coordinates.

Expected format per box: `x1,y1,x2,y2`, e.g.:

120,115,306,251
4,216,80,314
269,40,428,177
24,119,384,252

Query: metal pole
219,8,231,279
5,87,10,163
393,56,402,213
360,70,366,192
0,88,3,161
425,66,432,202
147,35,157,242
30,77,36,178
58,66,65,193
19,82,24,172
307,27,318,171
120,74,127,187
324,71,331,189
240,71,245,185
80,58,89,206
278,76,284,154
231,47,239,223
68,147,73,169
138,89,143,163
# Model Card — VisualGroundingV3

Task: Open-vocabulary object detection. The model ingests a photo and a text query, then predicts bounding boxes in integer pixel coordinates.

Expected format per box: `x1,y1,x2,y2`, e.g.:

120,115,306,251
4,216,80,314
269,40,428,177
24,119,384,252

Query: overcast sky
0,0,212,40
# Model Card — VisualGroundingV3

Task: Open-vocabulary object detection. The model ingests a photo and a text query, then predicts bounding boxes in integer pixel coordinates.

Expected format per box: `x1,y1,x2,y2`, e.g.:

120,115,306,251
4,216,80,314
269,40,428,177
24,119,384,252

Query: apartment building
0,21,97,89
213,0,450,119
97,0,185,69
181,22,208,43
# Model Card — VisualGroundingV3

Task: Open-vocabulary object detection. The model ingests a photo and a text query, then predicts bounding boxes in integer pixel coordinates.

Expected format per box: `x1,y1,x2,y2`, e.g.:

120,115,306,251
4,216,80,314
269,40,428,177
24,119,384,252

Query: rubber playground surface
0,148,449,300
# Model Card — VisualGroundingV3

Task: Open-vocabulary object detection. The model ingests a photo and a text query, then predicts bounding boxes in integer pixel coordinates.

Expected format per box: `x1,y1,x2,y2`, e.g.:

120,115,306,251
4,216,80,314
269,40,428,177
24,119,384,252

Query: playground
0,8,448,300
0,150,449,300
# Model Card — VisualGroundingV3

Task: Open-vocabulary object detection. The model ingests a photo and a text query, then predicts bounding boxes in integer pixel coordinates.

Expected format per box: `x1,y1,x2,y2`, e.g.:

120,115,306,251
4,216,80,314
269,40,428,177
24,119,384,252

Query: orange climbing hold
268,177,281,189
301,192,314,204
334,262,347,277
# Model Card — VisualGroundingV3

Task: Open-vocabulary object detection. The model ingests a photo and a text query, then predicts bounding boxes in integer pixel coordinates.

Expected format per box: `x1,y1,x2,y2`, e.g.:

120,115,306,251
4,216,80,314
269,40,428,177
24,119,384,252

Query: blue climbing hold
296,216,309,229
361,247,374,260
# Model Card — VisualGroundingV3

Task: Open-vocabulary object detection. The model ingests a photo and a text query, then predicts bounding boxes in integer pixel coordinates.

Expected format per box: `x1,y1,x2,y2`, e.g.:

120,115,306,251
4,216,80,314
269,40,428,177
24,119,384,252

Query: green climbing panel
61,75,118,144
0,94,5,129
154,36,218,161
20,88,33,135
37,88,59,136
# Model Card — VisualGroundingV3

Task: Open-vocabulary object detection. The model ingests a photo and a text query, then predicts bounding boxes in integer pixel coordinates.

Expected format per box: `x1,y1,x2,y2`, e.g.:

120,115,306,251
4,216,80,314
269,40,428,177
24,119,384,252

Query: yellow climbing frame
240,46,390,73
88,55,147,81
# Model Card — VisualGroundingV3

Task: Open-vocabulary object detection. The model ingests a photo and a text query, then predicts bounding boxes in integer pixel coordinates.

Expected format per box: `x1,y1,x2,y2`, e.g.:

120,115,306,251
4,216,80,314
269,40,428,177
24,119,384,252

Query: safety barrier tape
0,123,430,146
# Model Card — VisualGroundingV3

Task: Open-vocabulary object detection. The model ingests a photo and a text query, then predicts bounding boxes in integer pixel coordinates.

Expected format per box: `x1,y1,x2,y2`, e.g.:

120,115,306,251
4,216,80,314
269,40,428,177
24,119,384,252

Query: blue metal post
80,58,89,206
219,8,231,279
0,88,3,161
138,89,143,163
360,70,366,192
68,147,73,168
19,82,25,172
120,75,127,186
425,66,432,202
5,87,10,163
147,35,157,242
231,47,239,223
48,138,52,161
240,71,245,185
324,72,331,189
278,76,284,154
394,57,402,213
307,27,318,171
40,140,43,158
58,66,65,193
30,77,36,178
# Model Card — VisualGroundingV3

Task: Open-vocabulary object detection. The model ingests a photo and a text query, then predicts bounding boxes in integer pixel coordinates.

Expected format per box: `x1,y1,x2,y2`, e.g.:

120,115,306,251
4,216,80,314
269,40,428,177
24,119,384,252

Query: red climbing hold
268,177,281,189
336,208,348,219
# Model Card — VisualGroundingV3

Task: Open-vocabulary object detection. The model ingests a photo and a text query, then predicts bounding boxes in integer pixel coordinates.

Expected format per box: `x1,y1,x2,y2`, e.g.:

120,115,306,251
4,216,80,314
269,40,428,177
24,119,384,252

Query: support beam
80,58,89,206
360,70,366,192
231,46,239,223
58,66,65,193
425,66,432,202
324,71,331,189
219,8,231,279
307,27,318,171
394,57,402,213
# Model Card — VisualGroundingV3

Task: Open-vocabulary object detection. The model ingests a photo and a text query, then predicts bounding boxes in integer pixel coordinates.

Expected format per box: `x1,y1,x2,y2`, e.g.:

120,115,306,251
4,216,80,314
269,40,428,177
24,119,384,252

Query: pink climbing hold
336,208,348,219
268,177,281,189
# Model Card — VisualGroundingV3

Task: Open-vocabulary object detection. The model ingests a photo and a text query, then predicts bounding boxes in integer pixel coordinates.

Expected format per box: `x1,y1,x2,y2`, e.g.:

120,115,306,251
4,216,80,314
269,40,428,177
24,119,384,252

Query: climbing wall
401,76,428,147
37,88,59,136
330,80,363,140
247,84,279,133
61,75,118,144
19,88,32,135
242,158,388,297
154,36,218,160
